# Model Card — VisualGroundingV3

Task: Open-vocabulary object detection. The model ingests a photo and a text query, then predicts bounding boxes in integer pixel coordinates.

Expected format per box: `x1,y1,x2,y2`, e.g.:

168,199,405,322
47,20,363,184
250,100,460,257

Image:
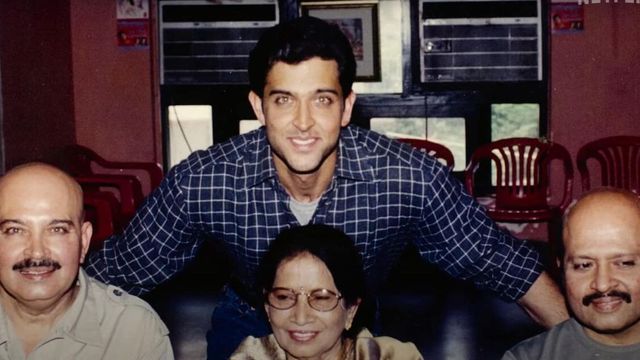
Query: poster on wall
117,0,149,47
300,2,381,81
550,3,584,34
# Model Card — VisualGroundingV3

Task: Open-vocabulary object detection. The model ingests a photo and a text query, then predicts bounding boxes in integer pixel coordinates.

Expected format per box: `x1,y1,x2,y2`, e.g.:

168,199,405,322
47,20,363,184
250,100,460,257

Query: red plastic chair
576,135,640,195
465,138,573,234
397,138,455,168
62,144,163,196
75,175,144,223
83,191,122,252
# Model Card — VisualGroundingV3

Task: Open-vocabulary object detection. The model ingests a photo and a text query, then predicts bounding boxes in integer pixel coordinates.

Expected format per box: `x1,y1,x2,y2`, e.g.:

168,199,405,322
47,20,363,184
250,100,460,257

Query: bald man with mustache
503,188,640,359
0,163,173,359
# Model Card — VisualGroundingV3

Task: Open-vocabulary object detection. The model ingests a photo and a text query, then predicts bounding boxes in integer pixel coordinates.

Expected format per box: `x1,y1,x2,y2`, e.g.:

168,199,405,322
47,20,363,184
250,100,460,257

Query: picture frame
301,2,381,82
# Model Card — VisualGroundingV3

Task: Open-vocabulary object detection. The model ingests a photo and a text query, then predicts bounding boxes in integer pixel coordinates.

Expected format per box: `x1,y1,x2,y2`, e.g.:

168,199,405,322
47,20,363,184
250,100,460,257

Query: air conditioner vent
159,0,279,85
420,0,541,83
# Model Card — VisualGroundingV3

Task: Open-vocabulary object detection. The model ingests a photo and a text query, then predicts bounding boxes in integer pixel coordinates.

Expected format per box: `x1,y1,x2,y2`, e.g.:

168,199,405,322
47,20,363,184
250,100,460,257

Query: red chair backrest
396,138,455,168
83,191,122,252
62,144,163,195
576,135,640,195
466,138,573,211
76,174,144,222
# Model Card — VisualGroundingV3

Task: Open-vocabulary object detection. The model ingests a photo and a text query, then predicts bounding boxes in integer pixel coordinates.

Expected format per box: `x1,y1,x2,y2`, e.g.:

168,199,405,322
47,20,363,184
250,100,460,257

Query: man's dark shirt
85,126,543,300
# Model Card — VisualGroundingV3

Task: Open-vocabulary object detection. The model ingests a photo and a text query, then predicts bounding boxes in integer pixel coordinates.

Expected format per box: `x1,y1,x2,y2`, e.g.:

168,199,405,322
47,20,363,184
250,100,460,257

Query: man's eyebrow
266,89,292,97
0,219,76,227
565,255,593,262
49,219,75,227
567,255,595,264
608,253,639,260
315,88,339,96
0,219,24,227
266,89,340,96
568,253,639,261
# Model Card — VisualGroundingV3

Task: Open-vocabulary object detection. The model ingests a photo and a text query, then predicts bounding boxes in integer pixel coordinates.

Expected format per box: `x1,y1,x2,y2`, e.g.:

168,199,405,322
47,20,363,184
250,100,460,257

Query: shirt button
113,289,123,296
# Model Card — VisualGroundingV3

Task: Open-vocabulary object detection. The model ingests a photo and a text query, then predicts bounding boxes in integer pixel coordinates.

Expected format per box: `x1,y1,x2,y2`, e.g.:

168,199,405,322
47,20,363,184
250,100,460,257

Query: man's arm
413,159,566,324
517,271,569,328
84,163,200,295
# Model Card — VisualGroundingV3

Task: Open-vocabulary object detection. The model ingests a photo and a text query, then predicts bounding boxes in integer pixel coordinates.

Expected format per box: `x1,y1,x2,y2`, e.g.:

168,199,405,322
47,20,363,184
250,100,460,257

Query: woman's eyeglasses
265,287,343,312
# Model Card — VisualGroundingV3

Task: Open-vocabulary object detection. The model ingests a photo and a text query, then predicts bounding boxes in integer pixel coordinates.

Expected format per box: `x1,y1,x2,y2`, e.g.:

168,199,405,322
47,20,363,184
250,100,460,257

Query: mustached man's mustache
583,290,632,306
12,258,61,271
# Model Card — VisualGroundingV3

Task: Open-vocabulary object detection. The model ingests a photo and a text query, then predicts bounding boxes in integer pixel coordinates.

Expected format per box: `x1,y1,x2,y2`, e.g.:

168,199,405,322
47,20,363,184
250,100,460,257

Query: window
239,119,261,134
427,117,466,171
167,105,213,168
370,117,426,139
491,103,539,140
489,103,540,184
370,117,466,171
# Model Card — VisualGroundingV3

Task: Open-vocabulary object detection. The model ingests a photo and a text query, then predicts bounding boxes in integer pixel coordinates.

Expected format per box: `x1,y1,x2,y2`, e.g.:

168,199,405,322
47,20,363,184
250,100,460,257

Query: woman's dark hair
248,16,356,98
259,224,365,307
258,224,367,336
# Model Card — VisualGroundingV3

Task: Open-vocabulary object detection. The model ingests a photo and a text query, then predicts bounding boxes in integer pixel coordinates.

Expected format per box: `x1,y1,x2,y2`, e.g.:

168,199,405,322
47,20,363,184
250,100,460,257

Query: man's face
249,57,356,176
0,167,91,309
563,194,640,345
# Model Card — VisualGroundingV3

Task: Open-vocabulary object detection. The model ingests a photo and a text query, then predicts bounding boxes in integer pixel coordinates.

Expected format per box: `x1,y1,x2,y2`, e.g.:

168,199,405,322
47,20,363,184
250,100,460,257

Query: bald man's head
561,188,640,345
560,188,640,265
0,163,92,311
0,163,85,221
563,189,640,246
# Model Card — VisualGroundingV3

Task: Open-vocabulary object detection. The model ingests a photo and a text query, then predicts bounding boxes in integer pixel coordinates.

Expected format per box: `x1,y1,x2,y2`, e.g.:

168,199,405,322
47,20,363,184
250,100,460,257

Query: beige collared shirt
0,269,174,360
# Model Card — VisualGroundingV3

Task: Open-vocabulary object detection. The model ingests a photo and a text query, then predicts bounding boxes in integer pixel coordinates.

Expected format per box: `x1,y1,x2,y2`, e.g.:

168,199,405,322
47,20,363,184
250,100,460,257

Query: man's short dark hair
248,16,356,98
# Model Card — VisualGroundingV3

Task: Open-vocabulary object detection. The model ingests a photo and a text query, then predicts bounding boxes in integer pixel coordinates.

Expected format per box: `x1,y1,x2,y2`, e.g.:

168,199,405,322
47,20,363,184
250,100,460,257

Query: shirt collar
0,268,103,349
244,127,278,187
335,126,376,181
244,126,375,188
0,307,8,346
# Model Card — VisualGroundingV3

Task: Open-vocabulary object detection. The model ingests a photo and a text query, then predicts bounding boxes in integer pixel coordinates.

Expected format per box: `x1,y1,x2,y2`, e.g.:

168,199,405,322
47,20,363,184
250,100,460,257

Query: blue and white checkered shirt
85,125,543,301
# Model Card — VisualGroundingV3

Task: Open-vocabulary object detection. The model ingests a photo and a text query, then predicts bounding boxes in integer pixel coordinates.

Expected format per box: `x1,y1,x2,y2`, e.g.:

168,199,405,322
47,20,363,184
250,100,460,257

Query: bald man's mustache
582,290,632,306
12,258,61,271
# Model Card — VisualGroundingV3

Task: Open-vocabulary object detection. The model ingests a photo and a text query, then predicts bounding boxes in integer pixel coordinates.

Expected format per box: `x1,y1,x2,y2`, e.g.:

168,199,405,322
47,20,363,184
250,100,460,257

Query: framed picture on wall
301,2,381,82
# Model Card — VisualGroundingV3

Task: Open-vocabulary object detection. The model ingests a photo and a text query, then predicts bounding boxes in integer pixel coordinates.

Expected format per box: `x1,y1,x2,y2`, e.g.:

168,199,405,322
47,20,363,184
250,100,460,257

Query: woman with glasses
230,224,423,359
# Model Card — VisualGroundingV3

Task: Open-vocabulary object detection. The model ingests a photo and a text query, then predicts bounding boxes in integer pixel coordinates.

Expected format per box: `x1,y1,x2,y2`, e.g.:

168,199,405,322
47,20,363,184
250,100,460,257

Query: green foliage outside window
491,104,539,140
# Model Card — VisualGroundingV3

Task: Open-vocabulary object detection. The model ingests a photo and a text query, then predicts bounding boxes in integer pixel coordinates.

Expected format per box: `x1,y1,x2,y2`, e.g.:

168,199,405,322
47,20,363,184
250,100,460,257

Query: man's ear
79,221,93,263
248,91,266,126
340,91,357,127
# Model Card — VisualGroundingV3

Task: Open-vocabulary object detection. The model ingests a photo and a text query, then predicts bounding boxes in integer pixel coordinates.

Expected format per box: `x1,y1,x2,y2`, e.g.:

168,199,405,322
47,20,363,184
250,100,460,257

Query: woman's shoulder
354,328,424,360
229,334,286,360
